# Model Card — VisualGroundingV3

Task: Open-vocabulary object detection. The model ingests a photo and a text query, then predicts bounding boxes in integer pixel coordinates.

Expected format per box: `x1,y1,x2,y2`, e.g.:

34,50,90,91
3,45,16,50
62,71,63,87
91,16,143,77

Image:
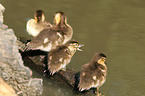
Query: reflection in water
1,0,145,96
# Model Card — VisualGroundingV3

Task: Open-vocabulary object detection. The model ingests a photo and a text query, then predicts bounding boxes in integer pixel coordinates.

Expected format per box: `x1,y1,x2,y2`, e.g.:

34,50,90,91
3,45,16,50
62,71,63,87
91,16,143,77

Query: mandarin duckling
78,53,107,96
26,10,52,37
48,40,83,75
25,11,73,52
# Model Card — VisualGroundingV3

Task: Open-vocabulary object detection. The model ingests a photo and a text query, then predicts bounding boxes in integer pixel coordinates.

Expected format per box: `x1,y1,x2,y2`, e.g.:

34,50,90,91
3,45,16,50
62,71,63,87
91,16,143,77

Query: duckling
26,10,52,37
78,53,107,96
25,11,73,52
48,40,83,75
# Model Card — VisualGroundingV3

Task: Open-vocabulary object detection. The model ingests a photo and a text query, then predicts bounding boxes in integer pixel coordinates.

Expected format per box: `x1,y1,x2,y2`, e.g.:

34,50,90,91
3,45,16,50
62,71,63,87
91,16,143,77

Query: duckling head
54,11,66,25
66,40,83,55
34,10,45,23
92,53,107,65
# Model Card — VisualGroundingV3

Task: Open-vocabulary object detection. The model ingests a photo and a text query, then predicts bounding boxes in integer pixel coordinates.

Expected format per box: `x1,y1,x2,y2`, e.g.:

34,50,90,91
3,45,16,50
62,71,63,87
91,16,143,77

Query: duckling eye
74,43,78,47
103,58,106,61
100,57,105,61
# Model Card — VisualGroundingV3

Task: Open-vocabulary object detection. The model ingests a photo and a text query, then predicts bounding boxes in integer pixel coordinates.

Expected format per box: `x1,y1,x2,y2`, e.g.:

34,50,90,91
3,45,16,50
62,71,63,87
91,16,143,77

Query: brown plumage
48,40,83,75
78,53,107,96
25,11,73,52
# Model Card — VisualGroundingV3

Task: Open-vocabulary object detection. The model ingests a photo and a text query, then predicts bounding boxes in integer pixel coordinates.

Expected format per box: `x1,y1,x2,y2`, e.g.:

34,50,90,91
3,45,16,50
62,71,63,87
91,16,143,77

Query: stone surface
0,77,17,96
0,3,43,96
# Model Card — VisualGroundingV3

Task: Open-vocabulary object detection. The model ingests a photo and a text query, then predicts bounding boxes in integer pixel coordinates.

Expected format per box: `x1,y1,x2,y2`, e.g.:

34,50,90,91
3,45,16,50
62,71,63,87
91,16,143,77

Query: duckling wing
79,64,101,91
48,47,70,75
27,28,64,50
79,65,95,91
27,28,51,48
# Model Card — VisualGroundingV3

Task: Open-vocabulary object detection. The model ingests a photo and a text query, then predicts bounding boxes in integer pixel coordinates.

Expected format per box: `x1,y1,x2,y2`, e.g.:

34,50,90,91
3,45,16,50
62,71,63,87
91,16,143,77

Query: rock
0,3,43,96
0,77,17,96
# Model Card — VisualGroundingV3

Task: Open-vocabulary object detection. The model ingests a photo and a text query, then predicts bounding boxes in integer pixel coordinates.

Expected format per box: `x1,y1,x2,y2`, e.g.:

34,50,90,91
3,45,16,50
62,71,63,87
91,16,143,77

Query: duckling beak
77,44,84,51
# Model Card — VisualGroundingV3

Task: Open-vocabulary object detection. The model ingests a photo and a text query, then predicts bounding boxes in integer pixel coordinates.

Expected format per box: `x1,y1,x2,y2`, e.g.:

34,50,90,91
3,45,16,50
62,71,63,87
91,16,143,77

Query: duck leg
95,87,100,96
43,52,50,76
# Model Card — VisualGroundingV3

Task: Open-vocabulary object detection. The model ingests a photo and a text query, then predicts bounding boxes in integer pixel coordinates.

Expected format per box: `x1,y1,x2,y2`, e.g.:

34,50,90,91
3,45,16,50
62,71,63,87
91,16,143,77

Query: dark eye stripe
104,58,106,60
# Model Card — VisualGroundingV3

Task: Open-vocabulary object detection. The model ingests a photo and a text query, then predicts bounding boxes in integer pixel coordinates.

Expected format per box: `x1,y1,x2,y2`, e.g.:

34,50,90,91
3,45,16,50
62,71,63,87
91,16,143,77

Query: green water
1,0,145,96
